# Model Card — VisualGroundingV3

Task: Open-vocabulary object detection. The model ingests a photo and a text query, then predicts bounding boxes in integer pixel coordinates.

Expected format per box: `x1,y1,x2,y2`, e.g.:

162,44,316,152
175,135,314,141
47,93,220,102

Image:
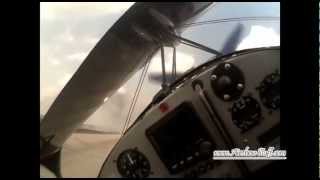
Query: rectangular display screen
146,103,214,174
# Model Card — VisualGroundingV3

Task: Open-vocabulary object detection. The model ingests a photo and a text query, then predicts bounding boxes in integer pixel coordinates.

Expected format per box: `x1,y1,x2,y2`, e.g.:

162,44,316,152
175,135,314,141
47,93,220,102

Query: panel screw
223,94,230,100
224,63,231,70
237,83,243,90
211,74,217,80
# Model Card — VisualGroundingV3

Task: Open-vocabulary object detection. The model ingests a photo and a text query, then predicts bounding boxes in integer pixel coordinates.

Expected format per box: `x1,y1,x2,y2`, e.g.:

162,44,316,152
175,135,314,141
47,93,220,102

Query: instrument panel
99,47,280,178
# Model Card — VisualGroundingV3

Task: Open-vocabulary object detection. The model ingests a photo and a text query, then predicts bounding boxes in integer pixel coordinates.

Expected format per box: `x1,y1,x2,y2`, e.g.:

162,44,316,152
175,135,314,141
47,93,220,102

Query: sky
40,2,280,133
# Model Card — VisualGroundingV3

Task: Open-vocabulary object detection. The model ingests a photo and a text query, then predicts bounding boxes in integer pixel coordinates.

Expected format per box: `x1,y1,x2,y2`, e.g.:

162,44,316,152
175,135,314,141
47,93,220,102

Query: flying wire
181,16,280,28
169,33,223,56
121,58,151,135
172,46,177,81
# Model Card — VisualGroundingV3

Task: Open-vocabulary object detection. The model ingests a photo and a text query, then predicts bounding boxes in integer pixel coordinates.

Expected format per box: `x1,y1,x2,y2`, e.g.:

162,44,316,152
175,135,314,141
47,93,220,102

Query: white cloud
58,73,73,86
236,25,280,50
58,29,75,43
40,2,134,21
49,58,61,66
83,37,100,45
41,86,58,100
66,52,88,62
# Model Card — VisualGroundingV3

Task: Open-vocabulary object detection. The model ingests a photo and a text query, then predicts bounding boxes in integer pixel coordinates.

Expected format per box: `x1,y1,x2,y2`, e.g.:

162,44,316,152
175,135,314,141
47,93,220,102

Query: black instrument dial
231,96,261,132
117,149,151,178
258,71,280,110
211,63,245,101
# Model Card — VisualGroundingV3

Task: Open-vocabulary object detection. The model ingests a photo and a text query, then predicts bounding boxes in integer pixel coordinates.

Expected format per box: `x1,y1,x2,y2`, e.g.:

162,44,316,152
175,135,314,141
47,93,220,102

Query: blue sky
40,2,280,132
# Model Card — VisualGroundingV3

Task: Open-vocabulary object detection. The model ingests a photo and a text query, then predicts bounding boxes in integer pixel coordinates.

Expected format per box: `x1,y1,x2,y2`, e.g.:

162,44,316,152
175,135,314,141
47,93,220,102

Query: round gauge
231,96,261,132
258,71,280,110
117,149,151,178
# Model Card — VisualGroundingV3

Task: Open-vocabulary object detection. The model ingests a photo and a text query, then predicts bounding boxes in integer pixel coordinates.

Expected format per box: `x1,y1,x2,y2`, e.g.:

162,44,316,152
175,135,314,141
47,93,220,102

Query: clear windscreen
40,2,279,134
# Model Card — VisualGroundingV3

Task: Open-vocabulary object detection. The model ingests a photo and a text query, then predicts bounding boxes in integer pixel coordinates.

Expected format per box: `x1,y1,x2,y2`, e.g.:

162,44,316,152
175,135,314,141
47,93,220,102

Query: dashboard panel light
159,103,169,113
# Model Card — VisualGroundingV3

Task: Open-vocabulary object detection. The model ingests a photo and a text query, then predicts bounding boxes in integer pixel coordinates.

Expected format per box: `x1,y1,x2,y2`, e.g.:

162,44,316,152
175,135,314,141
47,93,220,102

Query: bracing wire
121,61,150,135
160,46,167,87
121,59,151,135
181,16,280,28
169,33,223,56
172,46,177,81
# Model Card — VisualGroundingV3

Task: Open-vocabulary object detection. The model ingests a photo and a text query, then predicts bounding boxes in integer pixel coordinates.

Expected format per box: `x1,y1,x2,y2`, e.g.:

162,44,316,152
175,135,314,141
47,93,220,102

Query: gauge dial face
117,149,151,178
258,71,280,110
231,96,261,132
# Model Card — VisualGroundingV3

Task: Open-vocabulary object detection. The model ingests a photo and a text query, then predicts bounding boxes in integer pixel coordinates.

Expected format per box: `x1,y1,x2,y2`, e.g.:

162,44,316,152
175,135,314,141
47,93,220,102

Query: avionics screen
146,103,214,173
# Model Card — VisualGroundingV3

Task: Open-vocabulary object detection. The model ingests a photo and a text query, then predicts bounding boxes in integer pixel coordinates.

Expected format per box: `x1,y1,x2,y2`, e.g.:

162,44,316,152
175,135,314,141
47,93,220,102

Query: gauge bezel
116,148,151,178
